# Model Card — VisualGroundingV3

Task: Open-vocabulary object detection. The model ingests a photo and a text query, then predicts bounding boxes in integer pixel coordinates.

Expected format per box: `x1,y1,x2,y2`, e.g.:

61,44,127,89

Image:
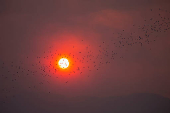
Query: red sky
0,0,170,106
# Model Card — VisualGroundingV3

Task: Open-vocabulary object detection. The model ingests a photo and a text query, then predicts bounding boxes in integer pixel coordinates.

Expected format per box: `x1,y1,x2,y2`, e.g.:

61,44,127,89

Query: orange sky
1,0,170,100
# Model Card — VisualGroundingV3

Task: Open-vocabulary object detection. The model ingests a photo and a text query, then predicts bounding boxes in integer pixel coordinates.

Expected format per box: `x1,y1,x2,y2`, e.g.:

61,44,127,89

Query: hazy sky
1,1,170,112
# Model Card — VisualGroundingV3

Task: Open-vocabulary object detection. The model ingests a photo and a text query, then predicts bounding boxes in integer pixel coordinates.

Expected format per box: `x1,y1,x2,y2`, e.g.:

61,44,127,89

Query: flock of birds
1,8,170,104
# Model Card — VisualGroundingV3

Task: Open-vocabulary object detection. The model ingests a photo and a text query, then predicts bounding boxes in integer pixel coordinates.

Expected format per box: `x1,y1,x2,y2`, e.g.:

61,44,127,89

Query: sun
58,58,69,69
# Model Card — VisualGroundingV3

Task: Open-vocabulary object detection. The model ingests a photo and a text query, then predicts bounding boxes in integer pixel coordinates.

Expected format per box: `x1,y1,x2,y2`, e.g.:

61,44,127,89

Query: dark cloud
1,93,170,113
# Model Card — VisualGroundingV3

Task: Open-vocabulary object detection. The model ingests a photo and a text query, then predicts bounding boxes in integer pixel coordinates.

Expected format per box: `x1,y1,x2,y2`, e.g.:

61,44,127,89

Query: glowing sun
58,58,69,69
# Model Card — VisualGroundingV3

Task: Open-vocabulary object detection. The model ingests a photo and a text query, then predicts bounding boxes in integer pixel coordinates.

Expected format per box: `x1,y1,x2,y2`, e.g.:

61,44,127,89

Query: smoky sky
1,1,170,112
